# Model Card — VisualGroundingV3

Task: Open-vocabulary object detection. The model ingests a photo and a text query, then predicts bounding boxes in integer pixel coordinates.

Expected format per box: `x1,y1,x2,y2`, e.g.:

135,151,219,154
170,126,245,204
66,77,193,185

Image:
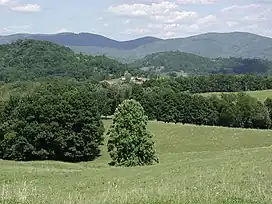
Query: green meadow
201,89,272,102
1,121,272,204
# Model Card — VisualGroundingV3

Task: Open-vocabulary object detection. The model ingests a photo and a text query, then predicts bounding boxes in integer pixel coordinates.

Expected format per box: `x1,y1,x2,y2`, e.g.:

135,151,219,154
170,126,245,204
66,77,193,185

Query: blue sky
0,0,272,40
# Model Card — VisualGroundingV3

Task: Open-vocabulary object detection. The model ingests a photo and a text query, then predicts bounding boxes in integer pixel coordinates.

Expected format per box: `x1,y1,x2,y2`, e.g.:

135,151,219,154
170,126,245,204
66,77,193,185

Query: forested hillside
1,39,272,82
130,51,272,75
0,39,130,82
130,51,215,75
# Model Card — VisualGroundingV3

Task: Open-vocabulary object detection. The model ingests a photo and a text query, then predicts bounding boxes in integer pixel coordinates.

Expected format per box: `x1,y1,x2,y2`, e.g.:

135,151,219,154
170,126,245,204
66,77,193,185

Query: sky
0,0,272,40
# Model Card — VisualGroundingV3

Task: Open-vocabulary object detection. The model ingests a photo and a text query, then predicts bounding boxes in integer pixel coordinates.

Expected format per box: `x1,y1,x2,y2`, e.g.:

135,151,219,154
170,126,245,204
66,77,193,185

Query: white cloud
123,19,131,24
11,4,41,12
0,25,31,35
152,11,198,23
109,1,272,39
0,0,42,13
0,0,13,6
177,0,216,4
121,28,151,35
109,1,198,25
108,2,178,17
56,28,70,33
120,0,216,5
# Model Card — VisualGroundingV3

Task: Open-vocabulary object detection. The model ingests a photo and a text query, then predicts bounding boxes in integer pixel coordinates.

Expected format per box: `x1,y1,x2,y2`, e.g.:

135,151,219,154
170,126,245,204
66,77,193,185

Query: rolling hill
129,51,272,75
0,32,161,50
0,39,128,82
1,121,272,203
1,32,272,62
71,32,272,61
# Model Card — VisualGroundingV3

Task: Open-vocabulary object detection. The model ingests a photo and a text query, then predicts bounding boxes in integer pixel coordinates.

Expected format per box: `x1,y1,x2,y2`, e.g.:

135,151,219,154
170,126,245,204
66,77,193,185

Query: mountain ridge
1,31,272,61
0,32,162,50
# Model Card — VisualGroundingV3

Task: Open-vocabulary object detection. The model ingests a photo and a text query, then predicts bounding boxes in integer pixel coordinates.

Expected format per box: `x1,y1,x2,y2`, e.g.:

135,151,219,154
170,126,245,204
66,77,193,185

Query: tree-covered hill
0,39,129,82
129,51,272,75
1,39,271,82
130,51,216,75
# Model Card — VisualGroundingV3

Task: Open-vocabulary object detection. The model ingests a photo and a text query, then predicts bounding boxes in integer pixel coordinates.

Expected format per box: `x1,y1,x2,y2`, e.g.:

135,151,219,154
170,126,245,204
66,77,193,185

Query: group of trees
2,75,270,165
92,76,272,130
0,79,158,166
0,81,105,162
135,89,271,129
144,74,272,93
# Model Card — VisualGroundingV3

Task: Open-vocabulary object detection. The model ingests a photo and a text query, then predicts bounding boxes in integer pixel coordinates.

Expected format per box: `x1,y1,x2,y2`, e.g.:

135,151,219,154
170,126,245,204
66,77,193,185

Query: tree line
134,88,271,129
144,74,272,93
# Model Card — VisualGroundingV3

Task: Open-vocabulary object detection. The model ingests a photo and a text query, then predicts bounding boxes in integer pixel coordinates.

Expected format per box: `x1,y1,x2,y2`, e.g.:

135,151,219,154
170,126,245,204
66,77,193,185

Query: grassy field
1,121,272,204
201,89,272,102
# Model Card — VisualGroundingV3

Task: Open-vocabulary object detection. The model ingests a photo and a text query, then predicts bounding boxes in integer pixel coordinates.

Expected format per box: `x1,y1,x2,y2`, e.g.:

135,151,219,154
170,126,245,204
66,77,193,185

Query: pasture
1,121,272,204
201,89,272,102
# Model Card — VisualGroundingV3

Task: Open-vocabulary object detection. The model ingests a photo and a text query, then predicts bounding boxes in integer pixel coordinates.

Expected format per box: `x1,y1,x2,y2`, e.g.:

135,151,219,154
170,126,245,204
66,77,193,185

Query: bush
107,99,159,167
0,85,105,162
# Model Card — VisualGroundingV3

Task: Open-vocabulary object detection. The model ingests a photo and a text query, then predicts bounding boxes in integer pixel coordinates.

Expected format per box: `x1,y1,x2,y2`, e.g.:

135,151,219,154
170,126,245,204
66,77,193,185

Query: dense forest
130,51,272,75
0,39,134,83
2,39,272,162
144,75,272,93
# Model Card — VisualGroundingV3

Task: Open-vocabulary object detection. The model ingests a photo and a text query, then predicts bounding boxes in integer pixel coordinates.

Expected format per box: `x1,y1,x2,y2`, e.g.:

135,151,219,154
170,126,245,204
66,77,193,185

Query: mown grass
1,121,272,204
201,89,272,102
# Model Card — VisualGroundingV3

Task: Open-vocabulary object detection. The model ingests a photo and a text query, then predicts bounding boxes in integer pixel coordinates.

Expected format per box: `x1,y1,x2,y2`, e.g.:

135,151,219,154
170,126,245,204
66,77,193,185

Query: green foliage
144,75,272,93
0,39,128,82
1,74,272,134
129,83,271,129
264,98,272,121
107,99,159,167
0,83,105,162
130,51,216,75
130,51,272,75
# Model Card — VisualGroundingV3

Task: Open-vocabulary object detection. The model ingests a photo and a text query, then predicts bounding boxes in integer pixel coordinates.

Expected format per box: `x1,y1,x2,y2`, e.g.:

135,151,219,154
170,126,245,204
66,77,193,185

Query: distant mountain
1,32,272,62
71,32,272,61
0,32,161,50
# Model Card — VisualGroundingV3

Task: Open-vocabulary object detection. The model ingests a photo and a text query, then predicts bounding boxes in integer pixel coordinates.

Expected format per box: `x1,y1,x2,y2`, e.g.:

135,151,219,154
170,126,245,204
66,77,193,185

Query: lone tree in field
107,99,159,167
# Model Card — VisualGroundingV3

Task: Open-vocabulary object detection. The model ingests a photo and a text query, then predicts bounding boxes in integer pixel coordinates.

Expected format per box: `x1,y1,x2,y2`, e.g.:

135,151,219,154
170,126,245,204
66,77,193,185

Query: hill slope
129,51,272,75
0,39,127,82
0,32,161,50
1,121,272,203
